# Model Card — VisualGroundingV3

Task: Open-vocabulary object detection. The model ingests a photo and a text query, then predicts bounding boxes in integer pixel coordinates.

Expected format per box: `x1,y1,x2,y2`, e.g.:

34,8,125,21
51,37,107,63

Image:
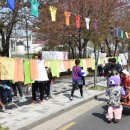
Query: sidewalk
0,76,106,130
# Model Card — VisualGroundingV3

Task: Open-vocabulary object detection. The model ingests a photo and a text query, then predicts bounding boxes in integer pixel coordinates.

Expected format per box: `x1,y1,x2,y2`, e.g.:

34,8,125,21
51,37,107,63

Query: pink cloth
106,106,123,120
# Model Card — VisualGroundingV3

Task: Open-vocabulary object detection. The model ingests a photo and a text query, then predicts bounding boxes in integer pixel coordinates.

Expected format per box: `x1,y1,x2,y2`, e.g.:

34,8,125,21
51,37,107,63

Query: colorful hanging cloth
64,11,70,26
30,0,39,17
36,60,49,81
14,58,24,82
50,60,60,77
24,59,32,85
125,32,129,39
94,19,97,30
7,0,15,10
76,15,80,29
30,59,38,80
49,6,57,21
64,11,71,26
0,57,15,80
85,18,90,29
121,30,124,39
115,27,119,38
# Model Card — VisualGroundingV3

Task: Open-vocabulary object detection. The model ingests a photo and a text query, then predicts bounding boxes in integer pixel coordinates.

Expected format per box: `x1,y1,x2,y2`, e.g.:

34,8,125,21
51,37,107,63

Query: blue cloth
72,79,83,86
7,0,15,10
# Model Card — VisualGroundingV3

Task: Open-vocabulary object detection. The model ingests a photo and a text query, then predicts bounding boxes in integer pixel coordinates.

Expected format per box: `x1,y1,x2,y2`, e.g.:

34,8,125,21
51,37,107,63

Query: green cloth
24,59,33,85
50,60,60,77
80,59,83,67
30,0,39,17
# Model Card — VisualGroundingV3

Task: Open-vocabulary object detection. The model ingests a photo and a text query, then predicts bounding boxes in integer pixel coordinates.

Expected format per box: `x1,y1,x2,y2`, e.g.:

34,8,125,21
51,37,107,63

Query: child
106,75,125,123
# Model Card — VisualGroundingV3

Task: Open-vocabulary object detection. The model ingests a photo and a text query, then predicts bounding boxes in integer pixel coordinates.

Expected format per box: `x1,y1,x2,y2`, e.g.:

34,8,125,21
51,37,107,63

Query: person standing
70,58,84,100
31,54,44,104
44,67,53,100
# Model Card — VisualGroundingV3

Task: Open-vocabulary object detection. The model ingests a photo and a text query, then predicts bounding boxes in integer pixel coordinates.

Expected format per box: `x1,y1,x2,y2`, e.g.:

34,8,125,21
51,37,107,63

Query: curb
19,92,105,130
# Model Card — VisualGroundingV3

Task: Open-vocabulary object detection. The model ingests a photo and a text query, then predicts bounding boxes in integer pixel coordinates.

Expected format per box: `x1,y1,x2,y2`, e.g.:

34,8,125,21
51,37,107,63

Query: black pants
13,82,23,97
81,76,85,86
71,84,83,97
0,87,12,104
44,81,51,97
32,81,44,101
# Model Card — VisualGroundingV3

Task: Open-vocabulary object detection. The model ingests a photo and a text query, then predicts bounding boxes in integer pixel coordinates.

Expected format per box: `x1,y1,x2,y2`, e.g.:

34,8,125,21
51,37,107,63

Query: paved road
59,102,130,130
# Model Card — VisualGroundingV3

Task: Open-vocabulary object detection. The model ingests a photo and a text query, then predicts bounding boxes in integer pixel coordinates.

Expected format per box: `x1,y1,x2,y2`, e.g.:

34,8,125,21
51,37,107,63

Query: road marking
59,122,76,130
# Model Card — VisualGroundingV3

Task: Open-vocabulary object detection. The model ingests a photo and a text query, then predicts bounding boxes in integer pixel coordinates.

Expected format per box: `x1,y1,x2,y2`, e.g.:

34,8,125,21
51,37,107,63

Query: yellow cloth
125,32,129,39
44,60,51,68
82,59,88,71
0,57,14,80
69,59,75,71
100,58,105,65
49,6,57,21
8,58,15,80
92,58,95,70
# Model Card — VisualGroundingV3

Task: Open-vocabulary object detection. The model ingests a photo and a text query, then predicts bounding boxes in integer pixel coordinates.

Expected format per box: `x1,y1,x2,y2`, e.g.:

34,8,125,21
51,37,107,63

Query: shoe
107,119,112,123
114,119,119,123
39,100,43,104
2,107,5,112
70,97,73,100
46,97,49,100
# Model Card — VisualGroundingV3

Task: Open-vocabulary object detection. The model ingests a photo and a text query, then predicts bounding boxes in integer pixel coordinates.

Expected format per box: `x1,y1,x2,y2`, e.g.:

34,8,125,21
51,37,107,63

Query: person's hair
108,58,112,63
75,58,80,65
111,58,116,63
34,54,41,59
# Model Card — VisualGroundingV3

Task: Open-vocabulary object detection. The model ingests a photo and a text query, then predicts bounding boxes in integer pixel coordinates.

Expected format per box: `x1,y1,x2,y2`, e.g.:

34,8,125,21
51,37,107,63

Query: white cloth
81,70,88,76
85,18,90,29
36,60,49,81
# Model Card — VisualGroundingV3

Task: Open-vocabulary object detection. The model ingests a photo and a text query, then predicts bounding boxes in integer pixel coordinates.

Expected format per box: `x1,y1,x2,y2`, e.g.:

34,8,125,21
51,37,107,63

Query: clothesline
3,0,130,39
0,56,126,83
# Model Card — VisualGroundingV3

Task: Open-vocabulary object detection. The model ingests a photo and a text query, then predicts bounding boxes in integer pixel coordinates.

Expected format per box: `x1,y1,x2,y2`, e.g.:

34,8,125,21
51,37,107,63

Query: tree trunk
83,39,88,58
94,45,97,87
78,28,83,58
93,44,100,87
105,39,112,57
68,42,75,59
0,7,18,57
114,39,118,57
0,29,5,56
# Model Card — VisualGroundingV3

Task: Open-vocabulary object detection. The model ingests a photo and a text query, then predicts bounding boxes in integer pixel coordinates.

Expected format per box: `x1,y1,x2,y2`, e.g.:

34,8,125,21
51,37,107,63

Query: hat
122,69,130,75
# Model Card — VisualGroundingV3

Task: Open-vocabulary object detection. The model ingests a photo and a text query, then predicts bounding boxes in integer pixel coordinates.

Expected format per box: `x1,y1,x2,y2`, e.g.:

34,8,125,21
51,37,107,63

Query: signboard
42,51,68,60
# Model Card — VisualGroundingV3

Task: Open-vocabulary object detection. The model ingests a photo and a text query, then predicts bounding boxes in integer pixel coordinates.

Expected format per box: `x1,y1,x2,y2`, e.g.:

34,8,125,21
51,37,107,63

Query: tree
0,1,35,57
